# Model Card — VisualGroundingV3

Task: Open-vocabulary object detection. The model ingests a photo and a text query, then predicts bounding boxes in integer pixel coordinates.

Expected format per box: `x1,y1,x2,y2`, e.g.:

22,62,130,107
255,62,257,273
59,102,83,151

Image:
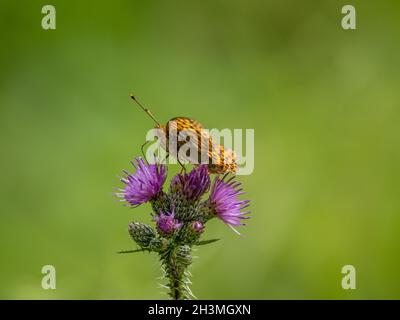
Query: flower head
208,175,250,229
170,165,210,201
154,211,183,235
119,157,166,206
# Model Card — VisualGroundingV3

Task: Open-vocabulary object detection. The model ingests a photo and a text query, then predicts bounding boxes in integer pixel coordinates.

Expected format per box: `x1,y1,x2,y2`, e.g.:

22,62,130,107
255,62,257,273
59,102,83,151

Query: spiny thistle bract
115,157,250,300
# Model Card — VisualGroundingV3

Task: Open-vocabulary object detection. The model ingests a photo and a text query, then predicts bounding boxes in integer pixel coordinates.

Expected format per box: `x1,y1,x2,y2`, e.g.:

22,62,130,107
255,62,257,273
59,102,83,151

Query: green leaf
117,248,146,254
194,239,220,246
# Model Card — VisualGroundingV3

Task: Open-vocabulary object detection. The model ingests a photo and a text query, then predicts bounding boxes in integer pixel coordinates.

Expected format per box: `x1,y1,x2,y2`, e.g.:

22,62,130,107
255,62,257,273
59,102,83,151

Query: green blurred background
0,0,399,299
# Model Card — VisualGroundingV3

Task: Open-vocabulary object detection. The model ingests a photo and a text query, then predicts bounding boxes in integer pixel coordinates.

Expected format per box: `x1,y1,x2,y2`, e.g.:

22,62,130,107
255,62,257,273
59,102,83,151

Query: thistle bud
176,245,192,267
191,221,205,233
128,222,161,251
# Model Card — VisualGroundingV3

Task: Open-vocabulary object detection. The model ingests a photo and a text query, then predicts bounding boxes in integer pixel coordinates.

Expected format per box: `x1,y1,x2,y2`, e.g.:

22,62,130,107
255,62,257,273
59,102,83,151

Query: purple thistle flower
208,175,250,230
118,157,167,206
191,221,205,233
170,165,210,201
154,211,183,235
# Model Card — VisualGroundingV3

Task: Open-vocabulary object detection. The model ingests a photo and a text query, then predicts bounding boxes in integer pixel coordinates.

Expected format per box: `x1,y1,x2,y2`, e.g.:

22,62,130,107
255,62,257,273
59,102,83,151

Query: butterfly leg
177,157,187,173
140,140,151,163
159,153,169,165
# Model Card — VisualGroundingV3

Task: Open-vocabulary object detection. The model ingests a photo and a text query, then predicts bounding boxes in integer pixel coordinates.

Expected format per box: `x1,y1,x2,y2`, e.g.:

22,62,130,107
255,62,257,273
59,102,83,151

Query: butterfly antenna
129,94,161,126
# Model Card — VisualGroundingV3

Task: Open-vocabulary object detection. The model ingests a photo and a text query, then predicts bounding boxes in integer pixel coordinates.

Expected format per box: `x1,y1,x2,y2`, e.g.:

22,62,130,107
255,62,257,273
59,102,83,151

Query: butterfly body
130,95,237,174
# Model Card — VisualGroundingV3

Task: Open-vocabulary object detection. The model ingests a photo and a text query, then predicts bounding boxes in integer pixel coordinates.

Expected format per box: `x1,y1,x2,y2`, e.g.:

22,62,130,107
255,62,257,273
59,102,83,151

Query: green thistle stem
161,245,192,300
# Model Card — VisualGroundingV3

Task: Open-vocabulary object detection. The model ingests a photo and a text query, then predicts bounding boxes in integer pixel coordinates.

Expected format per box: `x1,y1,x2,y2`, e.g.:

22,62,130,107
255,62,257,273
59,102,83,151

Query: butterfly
130,94,237,174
